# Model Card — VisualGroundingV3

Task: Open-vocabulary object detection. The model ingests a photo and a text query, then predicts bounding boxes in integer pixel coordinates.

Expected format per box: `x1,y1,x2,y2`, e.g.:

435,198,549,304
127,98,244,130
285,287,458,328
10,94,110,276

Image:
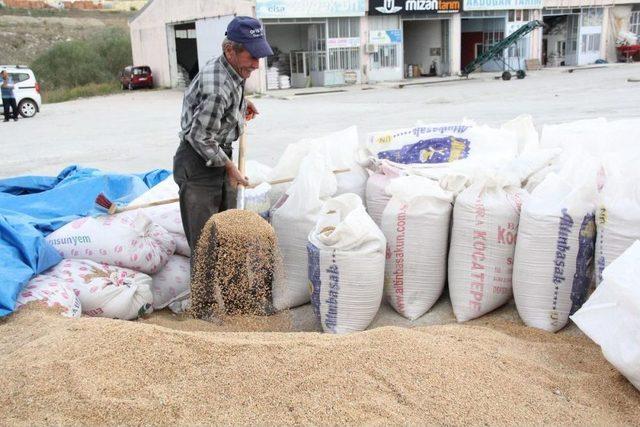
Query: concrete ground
2,63,640,179
2,64,640,333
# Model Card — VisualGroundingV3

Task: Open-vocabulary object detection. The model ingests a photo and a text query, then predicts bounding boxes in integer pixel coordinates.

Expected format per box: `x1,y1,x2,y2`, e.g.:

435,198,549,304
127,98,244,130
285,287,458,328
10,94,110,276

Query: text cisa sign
368,0,460,15
257,0,366,18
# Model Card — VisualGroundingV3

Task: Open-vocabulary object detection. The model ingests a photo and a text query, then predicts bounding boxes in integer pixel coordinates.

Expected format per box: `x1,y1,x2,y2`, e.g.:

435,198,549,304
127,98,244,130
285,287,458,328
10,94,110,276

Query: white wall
450,14,461,75
129,0,263,91
403,20,443,75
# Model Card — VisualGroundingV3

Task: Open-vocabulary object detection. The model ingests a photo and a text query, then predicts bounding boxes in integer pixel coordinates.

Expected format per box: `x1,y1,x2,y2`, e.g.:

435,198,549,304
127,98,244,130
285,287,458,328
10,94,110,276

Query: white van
0,65,42,118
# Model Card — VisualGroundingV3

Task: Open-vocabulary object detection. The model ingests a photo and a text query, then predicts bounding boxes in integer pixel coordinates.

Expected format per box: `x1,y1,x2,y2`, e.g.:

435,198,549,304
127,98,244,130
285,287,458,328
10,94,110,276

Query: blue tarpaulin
0,166,170,317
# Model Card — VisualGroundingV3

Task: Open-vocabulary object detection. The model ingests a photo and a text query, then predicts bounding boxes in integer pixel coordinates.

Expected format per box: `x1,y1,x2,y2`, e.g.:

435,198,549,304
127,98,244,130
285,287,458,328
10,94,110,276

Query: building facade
129,0,265,92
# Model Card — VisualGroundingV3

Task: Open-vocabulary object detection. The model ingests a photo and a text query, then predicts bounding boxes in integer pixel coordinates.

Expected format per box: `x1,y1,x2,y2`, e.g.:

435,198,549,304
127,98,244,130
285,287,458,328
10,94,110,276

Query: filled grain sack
150,254,190,310
171,232,191,257
595,159,640,284
44,259,153,320
365,160,406,227
46,213,175,274
125,176,185,235
365,122,518,167
571,241,640,391
270,153,337,310
448,175,526,322
269,127,366,203
307,193,386,334
513,167,597,333
16,275,81,318
244,182,272,220
382,176,453,320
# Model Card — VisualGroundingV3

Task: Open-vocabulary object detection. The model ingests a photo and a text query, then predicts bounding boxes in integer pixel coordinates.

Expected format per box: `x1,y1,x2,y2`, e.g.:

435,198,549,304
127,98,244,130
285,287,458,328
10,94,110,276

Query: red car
120,66,154,90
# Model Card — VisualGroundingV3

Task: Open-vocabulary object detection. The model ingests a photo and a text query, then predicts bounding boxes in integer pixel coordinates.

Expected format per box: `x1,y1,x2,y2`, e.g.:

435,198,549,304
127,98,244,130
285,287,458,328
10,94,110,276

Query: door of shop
402,16,451,77
461,12,507,72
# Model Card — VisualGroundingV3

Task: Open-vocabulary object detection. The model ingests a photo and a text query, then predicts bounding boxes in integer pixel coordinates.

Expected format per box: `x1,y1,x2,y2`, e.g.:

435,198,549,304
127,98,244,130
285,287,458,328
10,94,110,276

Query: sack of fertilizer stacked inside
307,193,386,333
16,275,82,318
513,156,598,332
44,258,153,320
448,172,526,322
150,254,190,310
46,212,175,274
268,126,368,204
571,241,640,391
595,155,640,284
381,176,453,320
270,152,337,310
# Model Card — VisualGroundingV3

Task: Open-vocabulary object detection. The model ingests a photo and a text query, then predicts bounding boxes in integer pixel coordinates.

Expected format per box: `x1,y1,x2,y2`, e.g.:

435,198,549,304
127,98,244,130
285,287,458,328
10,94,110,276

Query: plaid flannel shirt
179,55,246,167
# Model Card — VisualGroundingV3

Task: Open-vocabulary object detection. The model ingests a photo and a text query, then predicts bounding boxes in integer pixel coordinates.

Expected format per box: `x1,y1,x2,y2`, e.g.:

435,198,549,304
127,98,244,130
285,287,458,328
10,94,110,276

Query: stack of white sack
595,155,640,284
267,126,368,205
123,177,190,257
16,274,82,318
571,241,640,391
43,258,153,320
271,152,337,310
308,193,386,333
46,212,175,274
513,154,599,332
362,117,536,224
382,176,453,320
448,172,527,322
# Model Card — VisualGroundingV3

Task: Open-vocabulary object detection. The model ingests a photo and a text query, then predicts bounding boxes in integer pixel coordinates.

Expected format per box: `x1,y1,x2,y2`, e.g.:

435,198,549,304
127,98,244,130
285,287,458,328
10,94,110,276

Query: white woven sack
513,170,597,333
595,162,640,284
171,232,191,257
46,213,175,274
150,255,190,309
448,176,526,322
571,241,640,391
126,176,185,235
244,182,272,220
271,152,337,310
16,274,81,318
365,161,406,227
307,194,386,334
382,176,453,320
45,259,153,320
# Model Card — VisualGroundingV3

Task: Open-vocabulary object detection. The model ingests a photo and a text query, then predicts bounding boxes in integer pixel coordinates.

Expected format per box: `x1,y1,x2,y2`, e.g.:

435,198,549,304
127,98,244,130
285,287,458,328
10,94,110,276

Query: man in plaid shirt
174,16,273,250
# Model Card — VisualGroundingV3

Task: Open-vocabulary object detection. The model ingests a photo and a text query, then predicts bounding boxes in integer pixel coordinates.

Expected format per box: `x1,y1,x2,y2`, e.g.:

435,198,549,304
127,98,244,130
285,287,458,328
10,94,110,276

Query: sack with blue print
307,194,386,334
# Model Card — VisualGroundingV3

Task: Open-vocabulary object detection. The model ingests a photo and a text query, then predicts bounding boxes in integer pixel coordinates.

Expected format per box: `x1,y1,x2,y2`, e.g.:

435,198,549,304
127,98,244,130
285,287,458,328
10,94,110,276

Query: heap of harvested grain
2,307,640,426
190,209,277,319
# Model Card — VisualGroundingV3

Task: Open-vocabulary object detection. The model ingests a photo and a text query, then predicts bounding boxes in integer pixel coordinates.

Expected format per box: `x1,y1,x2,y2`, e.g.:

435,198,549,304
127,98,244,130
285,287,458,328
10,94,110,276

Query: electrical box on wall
365,43,379,54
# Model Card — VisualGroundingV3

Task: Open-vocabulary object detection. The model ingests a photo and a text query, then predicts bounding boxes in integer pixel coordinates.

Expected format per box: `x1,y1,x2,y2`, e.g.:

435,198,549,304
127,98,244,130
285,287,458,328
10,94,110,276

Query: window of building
582,8,603,27
508,10,530,22
372,44,398,69
631,11,640,35
328,47,359,70
328,17,360,38
581,33,600,52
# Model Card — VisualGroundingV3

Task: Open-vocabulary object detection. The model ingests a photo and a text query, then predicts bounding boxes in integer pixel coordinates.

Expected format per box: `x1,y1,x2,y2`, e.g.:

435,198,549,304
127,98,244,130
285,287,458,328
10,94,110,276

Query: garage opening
174,22,199,85
403,18,450,78
461,17,506,72
542,12,579,67
264,23,311,89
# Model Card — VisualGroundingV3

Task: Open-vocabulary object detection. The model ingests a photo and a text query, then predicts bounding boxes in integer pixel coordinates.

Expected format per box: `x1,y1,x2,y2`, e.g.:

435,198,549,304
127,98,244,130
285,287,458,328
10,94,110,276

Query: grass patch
43,82,121,104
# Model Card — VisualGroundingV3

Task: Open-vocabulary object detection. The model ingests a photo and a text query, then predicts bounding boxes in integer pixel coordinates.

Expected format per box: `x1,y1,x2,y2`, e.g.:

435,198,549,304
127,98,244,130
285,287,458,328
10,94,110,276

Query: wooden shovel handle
247,168,352,189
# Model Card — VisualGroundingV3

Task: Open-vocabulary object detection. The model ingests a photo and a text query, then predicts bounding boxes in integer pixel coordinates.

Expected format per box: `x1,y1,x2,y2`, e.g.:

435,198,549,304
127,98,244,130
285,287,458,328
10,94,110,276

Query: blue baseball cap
226,16,273,59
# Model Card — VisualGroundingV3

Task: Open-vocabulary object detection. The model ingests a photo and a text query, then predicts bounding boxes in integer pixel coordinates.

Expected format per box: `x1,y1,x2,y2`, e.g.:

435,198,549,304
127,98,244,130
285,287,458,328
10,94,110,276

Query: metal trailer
461,20,546,80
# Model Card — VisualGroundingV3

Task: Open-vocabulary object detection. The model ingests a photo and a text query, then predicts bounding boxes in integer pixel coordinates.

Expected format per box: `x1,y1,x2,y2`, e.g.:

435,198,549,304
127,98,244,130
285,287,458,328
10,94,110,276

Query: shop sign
369,29,403,44
462,0,542,10
327,37,361,48
368,0,460,15
257,0,366,18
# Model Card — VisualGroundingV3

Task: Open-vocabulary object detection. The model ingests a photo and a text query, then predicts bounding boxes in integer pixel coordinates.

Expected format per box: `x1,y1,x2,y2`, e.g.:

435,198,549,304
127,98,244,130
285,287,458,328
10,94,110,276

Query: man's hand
245,100,259,121
225,160,249,187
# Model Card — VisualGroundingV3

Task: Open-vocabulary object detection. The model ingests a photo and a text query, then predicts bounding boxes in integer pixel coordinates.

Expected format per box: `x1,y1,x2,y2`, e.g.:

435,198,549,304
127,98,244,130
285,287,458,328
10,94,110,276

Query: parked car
0,65,41,118
120,66,154,90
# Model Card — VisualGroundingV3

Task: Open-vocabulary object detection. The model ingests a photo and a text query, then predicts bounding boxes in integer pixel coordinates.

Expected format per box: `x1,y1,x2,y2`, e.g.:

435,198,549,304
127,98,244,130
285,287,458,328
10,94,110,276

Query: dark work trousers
2,97,18,120
173,140,237,252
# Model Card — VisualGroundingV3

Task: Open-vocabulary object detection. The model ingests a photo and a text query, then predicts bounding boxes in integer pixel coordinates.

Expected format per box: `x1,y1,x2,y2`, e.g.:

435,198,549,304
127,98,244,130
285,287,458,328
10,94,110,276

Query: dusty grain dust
1,306,639,426
190,210,278,320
